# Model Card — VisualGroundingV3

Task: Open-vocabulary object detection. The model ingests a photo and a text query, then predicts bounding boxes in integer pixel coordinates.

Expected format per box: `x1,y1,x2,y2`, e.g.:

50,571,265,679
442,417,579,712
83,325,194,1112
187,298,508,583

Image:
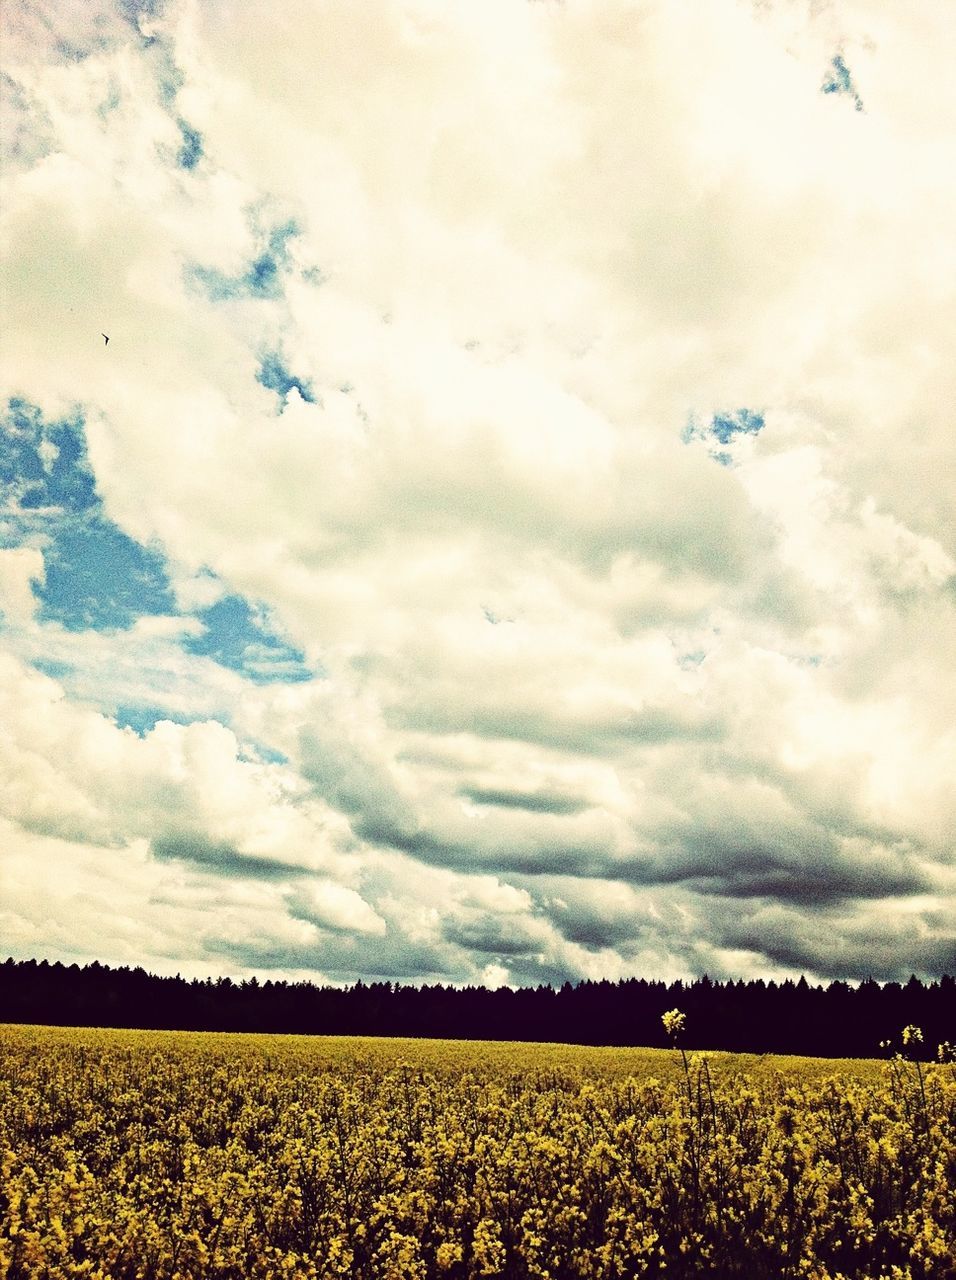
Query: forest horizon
3,956,952,1060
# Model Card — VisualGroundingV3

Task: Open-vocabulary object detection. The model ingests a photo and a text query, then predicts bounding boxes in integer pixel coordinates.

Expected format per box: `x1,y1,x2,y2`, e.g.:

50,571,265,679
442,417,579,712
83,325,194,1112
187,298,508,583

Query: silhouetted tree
0,957,952,1058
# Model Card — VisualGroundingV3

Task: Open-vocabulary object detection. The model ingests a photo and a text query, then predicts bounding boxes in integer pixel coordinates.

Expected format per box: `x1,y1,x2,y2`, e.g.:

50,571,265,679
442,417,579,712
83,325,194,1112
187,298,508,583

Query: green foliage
1,1026,953,1279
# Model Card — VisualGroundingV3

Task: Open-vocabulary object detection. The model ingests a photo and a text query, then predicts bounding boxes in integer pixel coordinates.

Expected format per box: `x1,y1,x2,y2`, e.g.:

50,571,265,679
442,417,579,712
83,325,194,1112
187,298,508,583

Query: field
1,1024,953,1280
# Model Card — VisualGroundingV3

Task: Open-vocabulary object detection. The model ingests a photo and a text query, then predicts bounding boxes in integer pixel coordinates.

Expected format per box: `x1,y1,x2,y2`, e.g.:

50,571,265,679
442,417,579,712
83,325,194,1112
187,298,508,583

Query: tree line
1,957,952,1058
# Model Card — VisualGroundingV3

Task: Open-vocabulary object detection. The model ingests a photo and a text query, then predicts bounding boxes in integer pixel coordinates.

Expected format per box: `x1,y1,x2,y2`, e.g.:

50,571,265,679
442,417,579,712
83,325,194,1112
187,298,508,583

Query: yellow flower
435,1242,463,1270
661,1009,687,1038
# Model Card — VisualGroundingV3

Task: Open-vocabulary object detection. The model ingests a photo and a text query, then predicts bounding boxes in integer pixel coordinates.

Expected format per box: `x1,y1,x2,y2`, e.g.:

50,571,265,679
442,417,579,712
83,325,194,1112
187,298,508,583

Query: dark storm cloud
299,727,413,829
204,930,461,985
719,911,955,985
151,834,308,881
545,903,648,953
390,701,723,757
461,786,589,816
354,789,929,913
740,566,824,632
616,836,930,905
353,815,611,880
500,951,600,990
441,912,540,957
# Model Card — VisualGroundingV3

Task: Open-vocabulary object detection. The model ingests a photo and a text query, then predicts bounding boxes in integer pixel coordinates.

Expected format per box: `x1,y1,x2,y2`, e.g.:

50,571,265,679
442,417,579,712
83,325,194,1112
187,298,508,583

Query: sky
1,0,954,990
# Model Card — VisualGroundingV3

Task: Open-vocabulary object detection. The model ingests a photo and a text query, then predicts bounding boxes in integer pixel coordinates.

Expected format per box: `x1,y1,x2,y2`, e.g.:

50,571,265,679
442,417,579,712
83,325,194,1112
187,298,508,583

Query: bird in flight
102,333,109,345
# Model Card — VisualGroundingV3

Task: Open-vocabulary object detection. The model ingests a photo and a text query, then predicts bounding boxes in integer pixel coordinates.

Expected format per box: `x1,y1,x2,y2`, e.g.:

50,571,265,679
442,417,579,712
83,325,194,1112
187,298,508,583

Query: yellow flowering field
1,1023,953,1279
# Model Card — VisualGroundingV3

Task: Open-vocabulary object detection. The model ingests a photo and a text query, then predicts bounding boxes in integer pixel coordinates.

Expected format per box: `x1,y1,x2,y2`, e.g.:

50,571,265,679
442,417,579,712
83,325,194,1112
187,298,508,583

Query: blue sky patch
710,408,764,444
682,407,765,465
114,703,195,735
247,253,279,297
156,54,185,106
241,741,291,766
29,657,73,682
246,223,299,297
184,593,312,683
2,399,97,515
37,519,175,631
677,650,706,670
119,0,163,24
3,400,314,687
97,84,122,120
822,55,864,111
188,219,300,304
177,119,203,169
2,399,176,630
115,704,291,766
118,0,162,19
187,263,239,303
257,351,317,404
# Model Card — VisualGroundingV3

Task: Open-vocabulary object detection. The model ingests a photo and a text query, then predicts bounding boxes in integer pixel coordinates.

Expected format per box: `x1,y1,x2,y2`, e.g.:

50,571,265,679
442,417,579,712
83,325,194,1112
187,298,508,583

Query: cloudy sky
1,0,954,990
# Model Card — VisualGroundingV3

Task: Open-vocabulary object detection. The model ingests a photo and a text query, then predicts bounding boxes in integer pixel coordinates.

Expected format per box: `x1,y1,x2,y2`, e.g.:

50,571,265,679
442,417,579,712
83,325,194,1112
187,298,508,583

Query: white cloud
0,547,44,623
288,880,387,937
1,0,954,985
